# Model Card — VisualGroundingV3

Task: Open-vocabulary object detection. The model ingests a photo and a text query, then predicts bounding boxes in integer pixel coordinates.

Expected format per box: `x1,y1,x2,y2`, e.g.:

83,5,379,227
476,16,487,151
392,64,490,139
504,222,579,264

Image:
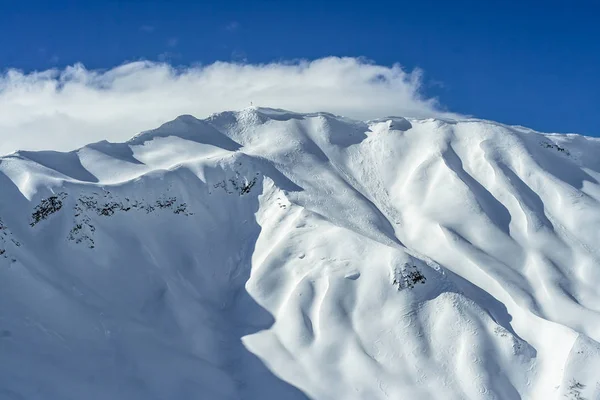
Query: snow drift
1,107,599,399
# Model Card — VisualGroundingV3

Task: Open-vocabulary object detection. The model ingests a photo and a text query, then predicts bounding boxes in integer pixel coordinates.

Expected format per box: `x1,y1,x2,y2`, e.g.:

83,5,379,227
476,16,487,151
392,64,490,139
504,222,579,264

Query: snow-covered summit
1,108,600,399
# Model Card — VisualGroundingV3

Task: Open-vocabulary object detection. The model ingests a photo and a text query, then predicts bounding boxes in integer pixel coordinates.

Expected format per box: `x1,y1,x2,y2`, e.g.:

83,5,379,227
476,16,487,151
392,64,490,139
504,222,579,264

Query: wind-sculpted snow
0,107,599,399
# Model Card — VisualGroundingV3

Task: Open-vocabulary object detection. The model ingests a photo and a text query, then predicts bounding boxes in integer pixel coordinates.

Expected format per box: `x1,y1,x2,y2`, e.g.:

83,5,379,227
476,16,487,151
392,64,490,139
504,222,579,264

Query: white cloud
0,57,461,155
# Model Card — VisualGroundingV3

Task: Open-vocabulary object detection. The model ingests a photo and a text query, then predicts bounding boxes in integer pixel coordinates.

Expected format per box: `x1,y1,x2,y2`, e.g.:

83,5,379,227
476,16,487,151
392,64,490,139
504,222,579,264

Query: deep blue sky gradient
1,0,599,135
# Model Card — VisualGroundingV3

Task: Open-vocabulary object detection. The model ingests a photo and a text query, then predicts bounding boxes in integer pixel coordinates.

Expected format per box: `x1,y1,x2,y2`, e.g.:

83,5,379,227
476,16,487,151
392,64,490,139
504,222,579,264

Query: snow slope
1,107,599,399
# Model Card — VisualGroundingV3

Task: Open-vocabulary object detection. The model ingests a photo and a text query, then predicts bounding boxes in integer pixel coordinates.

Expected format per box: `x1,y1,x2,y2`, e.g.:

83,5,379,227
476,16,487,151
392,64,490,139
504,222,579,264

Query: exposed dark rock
392,264,427,290
30,193,67,226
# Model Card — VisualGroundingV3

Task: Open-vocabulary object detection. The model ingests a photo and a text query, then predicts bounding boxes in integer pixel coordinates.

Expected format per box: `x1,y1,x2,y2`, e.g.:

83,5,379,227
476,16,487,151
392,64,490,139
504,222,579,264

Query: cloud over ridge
0,57,459,155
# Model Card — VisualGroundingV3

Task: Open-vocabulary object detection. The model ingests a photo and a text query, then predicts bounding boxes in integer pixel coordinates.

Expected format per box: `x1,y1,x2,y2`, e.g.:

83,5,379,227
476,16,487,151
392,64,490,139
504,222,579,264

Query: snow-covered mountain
1,107,599,400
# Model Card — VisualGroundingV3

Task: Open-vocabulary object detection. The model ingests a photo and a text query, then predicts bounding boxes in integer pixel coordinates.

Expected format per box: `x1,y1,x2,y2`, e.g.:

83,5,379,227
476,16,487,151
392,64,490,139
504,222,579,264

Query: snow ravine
1,107,599,399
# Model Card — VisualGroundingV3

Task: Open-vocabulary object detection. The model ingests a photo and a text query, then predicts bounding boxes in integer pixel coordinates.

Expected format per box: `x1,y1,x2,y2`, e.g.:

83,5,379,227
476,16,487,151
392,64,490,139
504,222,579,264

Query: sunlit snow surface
1,107,599,399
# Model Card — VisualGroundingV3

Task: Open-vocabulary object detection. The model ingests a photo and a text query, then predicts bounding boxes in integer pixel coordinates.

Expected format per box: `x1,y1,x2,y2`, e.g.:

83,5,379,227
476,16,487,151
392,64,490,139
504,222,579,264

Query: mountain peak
1,109,600,399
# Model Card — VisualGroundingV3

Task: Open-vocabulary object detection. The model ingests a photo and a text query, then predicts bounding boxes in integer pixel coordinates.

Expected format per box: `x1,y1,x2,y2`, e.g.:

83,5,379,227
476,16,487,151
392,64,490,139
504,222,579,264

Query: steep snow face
1,107,600,400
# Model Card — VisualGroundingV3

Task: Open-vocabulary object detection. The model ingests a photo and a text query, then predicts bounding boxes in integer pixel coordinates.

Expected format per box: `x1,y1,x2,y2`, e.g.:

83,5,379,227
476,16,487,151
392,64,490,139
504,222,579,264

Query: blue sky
1,0,599,137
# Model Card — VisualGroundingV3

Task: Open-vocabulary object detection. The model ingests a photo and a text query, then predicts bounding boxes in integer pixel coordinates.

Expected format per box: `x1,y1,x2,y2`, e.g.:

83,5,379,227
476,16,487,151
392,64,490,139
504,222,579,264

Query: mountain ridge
1,107,599,399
